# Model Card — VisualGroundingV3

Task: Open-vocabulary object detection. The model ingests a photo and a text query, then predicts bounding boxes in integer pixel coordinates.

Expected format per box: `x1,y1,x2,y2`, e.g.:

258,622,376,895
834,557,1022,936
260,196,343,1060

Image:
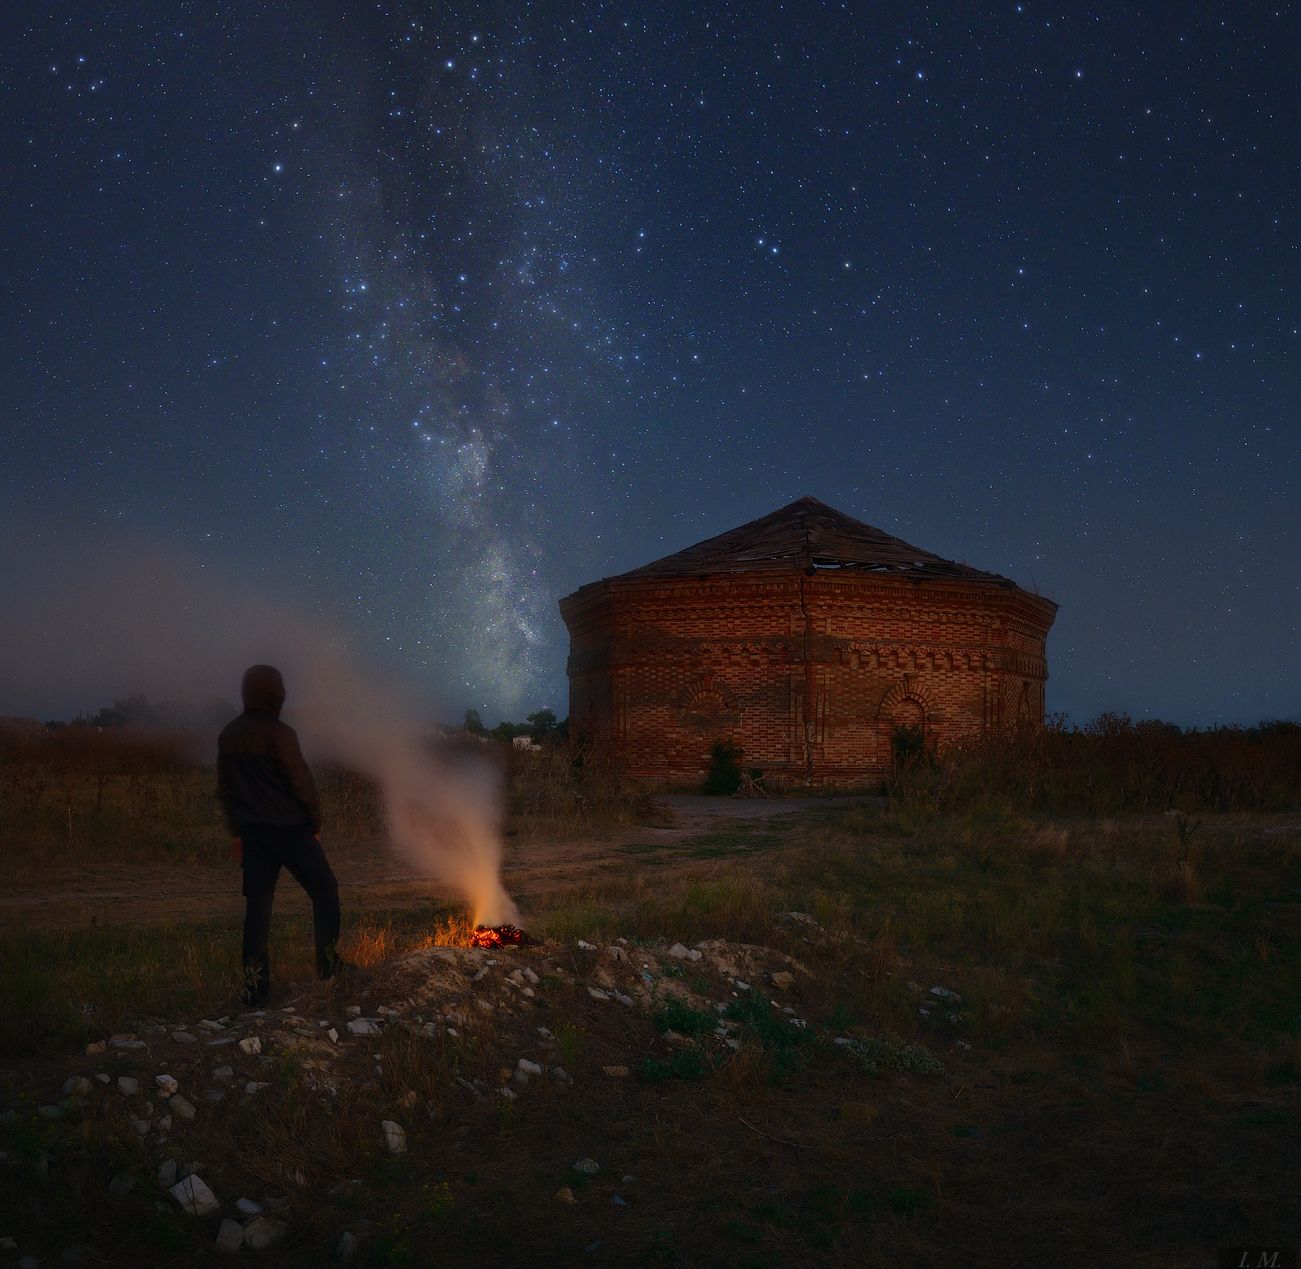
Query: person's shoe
317,946,356,982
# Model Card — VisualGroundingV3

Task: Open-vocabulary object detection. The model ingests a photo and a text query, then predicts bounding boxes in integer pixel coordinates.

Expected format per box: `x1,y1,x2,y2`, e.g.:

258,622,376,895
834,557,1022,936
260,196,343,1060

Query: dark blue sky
2,2,1297,724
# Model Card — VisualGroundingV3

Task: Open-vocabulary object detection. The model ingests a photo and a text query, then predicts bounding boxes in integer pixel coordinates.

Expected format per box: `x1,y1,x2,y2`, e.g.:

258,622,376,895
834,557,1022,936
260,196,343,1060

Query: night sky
2,2,1297,726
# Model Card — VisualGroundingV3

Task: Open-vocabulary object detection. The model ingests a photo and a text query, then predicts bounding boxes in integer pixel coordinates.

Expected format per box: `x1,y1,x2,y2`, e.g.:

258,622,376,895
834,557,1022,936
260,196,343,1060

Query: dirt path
0,796,860,930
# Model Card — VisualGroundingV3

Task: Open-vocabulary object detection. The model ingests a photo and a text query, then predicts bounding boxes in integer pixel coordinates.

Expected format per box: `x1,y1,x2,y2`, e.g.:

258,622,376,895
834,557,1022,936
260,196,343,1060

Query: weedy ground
0,741,1298,1266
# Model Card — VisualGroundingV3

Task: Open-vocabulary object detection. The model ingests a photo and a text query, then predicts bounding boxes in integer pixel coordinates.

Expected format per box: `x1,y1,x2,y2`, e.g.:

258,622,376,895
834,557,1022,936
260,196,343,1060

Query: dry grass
1,746,1298,1265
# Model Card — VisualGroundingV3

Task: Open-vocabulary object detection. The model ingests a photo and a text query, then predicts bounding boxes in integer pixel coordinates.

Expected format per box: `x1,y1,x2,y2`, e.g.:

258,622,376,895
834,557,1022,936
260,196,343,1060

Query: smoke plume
0,517,519,926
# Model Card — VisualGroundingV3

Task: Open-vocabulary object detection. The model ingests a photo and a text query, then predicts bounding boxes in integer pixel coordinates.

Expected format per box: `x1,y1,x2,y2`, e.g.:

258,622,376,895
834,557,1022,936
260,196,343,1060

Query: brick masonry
560,569,1057,789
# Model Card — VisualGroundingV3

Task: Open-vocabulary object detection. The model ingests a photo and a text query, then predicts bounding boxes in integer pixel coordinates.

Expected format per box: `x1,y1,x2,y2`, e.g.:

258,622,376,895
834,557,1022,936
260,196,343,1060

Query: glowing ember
470,923,537,949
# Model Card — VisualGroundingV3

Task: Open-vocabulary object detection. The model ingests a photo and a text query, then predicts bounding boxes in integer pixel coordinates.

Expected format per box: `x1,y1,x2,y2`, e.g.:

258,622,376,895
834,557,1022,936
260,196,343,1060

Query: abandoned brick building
559,496,1058,788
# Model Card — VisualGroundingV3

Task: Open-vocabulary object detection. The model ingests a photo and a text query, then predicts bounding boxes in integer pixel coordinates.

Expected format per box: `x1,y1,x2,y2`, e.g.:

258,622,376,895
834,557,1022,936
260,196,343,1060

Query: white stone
577,940,596,950
517,1058,543,1077
734,980,751,992
238,1036,262,1055
243,1217,287,1250
345,1005,361,1016
327,1028,339,1044
929,985,962,1003
212,1065,233,1083
587,987,609,1001
381,1120,406,1154
172,1032,198,1045
198,1019,225,1032
154,1075,178,1096
62,1076,91,1096
94,1073,111,1084
245,1082,269,1094
235,1197,262,1216
522,967,540,984
346,1018,380,1036
170,1096,196,1120
215,1218,244,1254
614,993,634,1007
667,942,691,959
169,1174,219,1217
116,1076,138,1096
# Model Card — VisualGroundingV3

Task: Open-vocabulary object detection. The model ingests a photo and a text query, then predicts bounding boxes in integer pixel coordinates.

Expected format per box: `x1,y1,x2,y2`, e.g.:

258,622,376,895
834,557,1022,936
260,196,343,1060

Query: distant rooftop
609,495,1036,591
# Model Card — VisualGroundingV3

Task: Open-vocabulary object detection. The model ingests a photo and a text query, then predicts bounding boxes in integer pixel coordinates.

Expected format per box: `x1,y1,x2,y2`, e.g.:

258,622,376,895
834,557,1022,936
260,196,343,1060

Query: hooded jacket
216,665,322,835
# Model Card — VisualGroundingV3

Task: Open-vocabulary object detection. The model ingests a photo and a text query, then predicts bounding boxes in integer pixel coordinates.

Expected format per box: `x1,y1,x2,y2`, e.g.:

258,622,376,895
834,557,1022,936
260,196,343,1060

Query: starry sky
1,2,1297,726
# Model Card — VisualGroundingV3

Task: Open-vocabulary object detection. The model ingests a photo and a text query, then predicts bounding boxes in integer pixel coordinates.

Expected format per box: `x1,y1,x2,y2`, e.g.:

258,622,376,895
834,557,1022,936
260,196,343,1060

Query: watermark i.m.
1218,1250,1297,1269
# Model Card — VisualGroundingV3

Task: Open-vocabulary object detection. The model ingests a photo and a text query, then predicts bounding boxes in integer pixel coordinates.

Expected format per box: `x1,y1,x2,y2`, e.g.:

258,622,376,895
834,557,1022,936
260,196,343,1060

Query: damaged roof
610,495,1044,593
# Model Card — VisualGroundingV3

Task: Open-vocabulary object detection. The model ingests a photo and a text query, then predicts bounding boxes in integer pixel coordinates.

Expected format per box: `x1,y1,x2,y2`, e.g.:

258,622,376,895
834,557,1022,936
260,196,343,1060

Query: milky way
1,3,1296,724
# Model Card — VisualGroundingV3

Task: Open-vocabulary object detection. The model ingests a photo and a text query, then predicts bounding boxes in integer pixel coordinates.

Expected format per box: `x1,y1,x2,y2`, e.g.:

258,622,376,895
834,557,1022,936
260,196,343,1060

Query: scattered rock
172,1032,198,1045
169,1096,196,1120
667,943,701,961
327,1027,339,1044
577,940,596,950
157,1159,177,1187
129,1118,150,1136
235,1197,262,1217
571,1158,600,1175
929,985,961,1003
345,1005,362,1016
243,1217,287,1250
770,971,795,990
555,1187,576,1204
238,1036,262,1055
116,1076,139,1096
62,1076,91,1097
245,1082,269,1095
154,1075,178,1096
212,1066,234,1083
346,1018,380,1036
215,1219,244,1254
587,987,609,1001
602,1065,630,1078
94,1073,111,1084
169,1174,219,1217
381,1120,406,1154
517,1058,543,1077
612,1195,627,1207
108,1173,136,1197
198,1019,225,1032
85,1041,107,1056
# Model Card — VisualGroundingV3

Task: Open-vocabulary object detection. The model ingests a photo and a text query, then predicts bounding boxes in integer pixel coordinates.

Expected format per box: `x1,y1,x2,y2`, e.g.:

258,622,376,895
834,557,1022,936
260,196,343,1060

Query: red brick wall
561,570,1056,789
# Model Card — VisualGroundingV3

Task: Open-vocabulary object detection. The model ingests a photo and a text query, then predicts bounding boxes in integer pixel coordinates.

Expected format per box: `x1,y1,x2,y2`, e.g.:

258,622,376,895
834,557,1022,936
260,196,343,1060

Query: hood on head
241,664,286,716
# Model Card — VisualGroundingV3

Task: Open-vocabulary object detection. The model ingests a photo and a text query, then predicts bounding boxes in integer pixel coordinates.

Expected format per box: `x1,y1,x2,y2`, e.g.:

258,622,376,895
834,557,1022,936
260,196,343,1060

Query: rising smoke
0,518,519,926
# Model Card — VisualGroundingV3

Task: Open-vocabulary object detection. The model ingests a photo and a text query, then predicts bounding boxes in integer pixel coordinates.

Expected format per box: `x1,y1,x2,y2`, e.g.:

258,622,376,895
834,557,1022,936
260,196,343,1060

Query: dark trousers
240,826,341,1005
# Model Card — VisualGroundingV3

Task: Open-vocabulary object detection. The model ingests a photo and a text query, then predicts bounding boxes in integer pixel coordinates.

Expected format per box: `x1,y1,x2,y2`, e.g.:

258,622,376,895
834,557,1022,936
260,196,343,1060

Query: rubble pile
1,932,957,1261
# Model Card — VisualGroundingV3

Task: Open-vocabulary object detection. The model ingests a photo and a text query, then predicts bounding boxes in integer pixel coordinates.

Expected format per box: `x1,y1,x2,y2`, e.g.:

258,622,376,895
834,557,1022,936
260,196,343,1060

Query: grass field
1,732,1298,1266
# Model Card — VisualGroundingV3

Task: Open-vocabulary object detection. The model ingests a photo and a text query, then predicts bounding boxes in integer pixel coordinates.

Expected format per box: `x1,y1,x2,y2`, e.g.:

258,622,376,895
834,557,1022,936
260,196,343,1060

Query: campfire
470,923,537,949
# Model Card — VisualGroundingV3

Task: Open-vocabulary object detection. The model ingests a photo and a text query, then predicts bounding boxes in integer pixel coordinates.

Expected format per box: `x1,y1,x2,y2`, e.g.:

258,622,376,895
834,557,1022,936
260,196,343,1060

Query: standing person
217,664,344,1006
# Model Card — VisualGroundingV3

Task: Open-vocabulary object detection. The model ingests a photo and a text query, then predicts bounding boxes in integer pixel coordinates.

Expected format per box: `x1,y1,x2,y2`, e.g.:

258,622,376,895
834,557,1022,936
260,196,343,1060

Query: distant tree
463,708,485,735
490,719,528,741
525,708,557,741
91,691,154,728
